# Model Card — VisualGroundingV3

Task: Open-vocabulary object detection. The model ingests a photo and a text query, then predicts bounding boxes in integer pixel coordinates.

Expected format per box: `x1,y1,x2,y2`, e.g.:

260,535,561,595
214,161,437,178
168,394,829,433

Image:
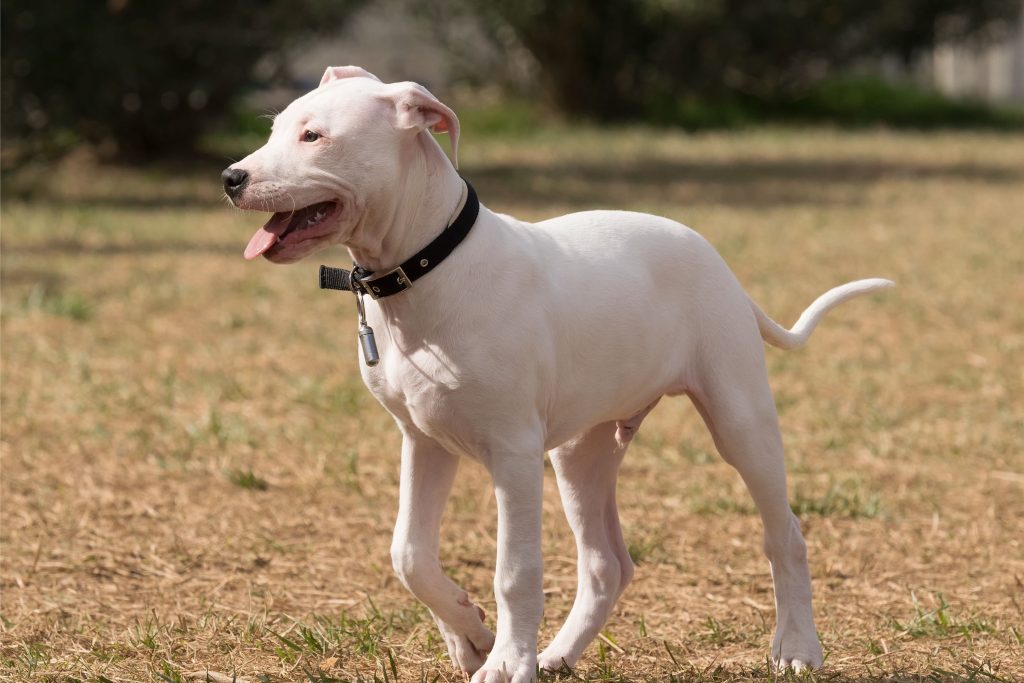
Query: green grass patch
691,496,757,516
156,661,184,683
22,283,93,321
227,468,269,491
893,592,995,640
8,640,49,676
698,616,742,646
627,533,670,565
791,479,882,519
269,602,428,665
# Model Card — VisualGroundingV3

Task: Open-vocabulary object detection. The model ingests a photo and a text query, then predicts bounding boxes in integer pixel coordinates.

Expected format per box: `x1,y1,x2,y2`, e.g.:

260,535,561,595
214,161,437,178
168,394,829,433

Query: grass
892,593,996,641
21,282,93,321
2,124,1024,682
228,468,270,491
626,535,670,566
790,479,883,519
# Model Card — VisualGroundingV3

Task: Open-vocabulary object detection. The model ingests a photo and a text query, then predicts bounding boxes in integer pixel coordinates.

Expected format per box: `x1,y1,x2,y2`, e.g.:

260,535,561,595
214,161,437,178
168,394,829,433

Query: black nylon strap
319,265,353,292
319,179,479,299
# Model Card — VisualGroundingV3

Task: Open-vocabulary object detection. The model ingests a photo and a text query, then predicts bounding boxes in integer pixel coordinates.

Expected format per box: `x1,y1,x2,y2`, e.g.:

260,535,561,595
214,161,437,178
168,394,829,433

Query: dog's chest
360,345,483,454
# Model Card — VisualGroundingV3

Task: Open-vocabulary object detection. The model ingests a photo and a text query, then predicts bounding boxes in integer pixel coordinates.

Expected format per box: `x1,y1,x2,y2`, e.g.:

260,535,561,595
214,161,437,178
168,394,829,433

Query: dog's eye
301,130,321,143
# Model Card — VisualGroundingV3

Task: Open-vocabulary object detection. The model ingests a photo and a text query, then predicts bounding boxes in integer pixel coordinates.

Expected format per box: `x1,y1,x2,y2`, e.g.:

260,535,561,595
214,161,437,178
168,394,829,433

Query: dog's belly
530,211,720,442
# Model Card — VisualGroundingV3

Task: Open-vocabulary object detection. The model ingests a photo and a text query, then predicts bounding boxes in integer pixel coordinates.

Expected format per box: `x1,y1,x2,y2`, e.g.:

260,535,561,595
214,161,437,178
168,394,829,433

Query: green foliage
449,75,1024,132
1,1,365,162
789,75,1024,128
455,99,541,137
451,0,1021,122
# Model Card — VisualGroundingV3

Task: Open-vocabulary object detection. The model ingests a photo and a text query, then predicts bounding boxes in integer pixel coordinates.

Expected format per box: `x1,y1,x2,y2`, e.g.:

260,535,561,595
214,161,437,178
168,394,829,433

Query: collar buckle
357,265,411,299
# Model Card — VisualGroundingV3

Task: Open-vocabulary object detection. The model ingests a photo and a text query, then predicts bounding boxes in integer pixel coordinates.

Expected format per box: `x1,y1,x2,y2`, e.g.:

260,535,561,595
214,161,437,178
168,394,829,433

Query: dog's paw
442,631,489,674
775,654,821,673
536,650,575,674
470,647,537,683
437,615,494,674
771,628,823,672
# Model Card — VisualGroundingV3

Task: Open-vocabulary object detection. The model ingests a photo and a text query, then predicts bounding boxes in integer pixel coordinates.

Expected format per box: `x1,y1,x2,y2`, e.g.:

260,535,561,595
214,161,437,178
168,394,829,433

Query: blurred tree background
448,0,1022,121
1,0,1021,166
0,0,366,164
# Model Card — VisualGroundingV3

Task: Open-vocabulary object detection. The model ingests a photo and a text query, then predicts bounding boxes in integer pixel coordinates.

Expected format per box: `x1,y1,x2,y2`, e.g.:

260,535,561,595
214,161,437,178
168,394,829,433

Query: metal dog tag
354,290,380,367
358,323,380,366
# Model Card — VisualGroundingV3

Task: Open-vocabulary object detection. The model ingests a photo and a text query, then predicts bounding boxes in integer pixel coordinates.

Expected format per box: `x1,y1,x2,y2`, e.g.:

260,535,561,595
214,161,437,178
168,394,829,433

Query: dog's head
223,66,459,264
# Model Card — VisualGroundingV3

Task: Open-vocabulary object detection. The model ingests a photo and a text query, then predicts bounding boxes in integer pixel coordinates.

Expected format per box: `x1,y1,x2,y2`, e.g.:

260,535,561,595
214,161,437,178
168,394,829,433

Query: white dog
223,66,891,681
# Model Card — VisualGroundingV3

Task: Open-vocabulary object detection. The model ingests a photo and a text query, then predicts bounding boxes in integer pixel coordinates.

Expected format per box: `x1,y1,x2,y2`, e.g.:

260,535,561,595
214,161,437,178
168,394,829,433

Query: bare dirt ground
2,127,1022,682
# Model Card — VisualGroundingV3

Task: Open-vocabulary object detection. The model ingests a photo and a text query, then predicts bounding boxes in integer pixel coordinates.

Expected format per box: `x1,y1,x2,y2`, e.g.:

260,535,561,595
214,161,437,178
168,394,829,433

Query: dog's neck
345,133,465,274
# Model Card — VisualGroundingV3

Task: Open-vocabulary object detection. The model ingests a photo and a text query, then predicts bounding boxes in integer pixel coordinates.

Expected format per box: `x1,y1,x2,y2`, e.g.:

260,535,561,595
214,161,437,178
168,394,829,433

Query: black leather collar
319,180,479,299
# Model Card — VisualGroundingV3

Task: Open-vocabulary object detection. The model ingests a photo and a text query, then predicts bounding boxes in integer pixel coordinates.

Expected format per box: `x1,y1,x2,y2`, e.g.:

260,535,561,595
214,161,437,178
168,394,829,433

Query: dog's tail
750,278,894,350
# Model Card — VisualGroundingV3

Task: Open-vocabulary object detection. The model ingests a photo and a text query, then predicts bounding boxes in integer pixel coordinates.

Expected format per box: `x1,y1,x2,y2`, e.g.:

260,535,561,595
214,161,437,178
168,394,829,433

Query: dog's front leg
391,430,495,673
472,441,545,683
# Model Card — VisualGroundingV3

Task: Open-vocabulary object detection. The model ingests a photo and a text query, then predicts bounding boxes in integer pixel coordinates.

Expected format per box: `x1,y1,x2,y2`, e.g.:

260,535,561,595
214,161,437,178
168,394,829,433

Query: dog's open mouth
244,201,341,260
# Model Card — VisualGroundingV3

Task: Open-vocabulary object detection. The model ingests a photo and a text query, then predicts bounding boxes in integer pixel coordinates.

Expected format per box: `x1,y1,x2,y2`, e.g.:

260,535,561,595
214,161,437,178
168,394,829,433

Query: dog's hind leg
538,416,648,671
390,429,495,674
689,341,824,671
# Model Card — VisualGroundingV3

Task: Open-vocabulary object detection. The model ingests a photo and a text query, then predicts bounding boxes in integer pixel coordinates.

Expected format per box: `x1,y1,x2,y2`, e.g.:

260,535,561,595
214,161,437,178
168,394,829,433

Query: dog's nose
221,167,250,199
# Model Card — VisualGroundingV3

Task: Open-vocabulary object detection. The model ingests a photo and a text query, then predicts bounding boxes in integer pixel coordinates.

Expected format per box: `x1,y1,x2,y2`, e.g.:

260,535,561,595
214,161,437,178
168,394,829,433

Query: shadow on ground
3,155,1021,259
470,158,1023,210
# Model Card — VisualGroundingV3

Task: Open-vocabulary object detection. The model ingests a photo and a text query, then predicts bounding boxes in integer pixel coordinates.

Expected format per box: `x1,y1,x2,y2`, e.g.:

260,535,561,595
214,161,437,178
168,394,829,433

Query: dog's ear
387,82,461,169
319,65,381,86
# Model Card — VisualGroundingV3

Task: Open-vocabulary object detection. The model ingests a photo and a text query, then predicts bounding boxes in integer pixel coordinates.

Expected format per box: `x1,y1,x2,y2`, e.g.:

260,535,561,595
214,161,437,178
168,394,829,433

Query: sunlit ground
2,126,1022,681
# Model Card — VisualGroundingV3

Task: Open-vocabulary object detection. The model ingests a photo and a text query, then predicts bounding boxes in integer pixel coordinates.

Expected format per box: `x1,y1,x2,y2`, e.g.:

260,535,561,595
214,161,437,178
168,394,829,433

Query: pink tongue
244,212,293,260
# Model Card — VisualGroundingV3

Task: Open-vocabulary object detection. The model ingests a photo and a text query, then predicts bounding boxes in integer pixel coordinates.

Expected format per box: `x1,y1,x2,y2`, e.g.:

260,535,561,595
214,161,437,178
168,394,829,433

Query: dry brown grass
2,126,1023,682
